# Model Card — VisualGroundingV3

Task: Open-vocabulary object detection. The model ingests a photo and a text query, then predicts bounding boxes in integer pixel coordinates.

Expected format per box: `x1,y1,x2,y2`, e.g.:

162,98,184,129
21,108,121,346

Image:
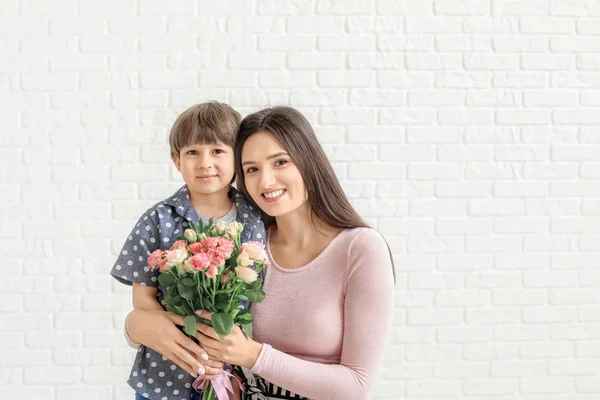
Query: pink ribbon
193,365,244,400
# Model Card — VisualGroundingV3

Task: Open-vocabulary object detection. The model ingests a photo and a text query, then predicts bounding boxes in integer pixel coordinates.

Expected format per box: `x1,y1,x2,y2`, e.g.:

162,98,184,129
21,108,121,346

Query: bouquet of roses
147,220,268,400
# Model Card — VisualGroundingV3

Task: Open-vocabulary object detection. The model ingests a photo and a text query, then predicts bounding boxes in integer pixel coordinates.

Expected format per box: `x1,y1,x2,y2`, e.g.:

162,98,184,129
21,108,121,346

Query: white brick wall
1,1,599,399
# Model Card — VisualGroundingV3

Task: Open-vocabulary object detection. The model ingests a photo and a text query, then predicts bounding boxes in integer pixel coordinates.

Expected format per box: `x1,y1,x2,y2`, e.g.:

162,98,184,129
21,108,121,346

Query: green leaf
214,293,229,304
246,278,262,291
236,309,253,323
246,289,265,303
212,312,234,340
158,273,176,286
181,277,196,287
241,323,253,338
237,294,248,301
178,282,195,300
184,315,197,337
181,302,194,315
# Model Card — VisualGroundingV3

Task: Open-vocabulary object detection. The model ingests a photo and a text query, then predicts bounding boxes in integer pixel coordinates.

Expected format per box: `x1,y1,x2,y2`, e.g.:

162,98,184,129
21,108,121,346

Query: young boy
111,102,266,400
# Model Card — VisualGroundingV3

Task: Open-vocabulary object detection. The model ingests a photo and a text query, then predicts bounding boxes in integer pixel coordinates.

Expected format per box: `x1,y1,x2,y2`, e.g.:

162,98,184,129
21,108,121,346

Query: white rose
235,266,258,283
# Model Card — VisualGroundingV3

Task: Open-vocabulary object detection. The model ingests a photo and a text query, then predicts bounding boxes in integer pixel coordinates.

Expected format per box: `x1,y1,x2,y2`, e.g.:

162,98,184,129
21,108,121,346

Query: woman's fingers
196,322,221,341
165,311,186,327
164,348,199,378
195,328,223,350
175,329,210,361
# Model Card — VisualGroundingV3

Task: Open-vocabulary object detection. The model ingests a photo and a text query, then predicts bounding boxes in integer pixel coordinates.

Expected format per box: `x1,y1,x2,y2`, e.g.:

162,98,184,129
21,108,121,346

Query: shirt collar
162,185,250,222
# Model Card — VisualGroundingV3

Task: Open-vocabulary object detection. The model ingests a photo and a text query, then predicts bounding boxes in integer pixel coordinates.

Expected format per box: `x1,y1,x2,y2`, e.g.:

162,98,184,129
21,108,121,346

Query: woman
126,106,395,399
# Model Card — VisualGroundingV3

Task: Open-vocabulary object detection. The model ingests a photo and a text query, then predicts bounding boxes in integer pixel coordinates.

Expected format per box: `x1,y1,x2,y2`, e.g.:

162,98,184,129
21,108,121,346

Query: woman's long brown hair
234,106,396,283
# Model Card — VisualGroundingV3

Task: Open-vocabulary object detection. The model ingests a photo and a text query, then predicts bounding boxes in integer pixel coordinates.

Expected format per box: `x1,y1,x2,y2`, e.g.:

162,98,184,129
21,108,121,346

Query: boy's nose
197,155,212,169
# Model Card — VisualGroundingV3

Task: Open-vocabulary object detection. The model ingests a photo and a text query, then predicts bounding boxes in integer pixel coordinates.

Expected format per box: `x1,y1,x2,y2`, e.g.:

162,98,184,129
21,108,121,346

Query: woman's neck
271,205,337,249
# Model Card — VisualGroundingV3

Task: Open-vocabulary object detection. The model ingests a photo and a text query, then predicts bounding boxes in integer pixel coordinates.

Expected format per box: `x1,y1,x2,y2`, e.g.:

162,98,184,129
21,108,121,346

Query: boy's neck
188,186,233,219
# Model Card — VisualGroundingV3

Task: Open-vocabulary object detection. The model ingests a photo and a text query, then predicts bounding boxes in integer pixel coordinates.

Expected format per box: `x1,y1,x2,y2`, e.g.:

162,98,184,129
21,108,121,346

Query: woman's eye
275,159,288,166
246,167,257,173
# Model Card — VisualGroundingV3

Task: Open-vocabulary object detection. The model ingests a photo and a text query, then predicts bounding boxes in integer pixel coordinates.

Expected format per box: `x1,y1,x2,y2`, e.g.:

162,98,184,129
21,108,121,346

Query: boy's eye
213,149,225,154
186,150,198,155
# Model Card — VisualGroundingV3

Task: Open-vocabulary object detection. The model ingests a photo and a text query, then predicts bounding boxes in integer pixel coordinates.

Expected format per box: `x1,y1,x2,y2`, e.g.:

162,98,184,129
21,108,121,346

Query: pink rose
216,237,234,258
192,253,211,271
148,249,164,270
170,240,187,251
235,266,258,283
204,237,219,248
205,264,218,279
188,242,203,255
222,270,232,283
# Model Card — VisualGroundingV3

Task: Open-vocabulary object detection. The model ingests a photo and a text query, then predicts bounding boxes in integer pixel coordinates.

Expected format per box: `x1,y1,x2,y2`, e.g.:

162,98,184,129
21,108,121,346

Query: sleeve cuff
250,343,271,374
124,324,141,349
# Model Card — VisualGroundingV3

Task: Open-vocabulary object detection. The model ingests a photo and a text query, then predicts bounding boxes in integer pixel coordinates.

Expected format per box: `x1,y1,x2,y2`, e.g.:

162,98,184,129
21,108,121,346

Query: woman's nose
259,169,276,188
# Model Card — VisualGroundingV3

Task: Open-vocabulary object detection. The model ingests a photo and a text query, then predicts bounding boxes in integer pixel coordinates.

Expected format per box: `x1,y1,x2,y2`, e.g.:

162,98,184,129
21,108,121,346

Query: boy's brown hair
169,101,241,157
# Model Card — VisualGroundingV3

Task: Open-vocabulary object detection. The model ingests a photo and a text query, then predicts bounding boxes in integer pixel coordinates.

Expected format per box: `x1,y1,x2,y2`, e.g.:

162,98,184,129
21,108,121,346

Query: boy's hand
126,309,223,378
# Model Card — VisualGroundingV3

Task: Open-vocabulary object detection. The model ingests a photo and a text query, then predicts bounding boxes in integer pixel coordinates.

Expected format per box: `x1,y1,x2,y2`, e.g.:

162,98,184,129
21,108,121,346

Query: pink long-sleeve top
249,227,395,400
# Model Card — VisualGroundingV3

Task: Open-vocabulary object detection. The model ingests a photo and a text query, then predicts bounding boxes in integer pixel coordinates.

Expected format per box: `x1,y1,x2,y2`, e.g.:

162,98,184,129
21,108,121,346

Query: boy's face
172,141,235,197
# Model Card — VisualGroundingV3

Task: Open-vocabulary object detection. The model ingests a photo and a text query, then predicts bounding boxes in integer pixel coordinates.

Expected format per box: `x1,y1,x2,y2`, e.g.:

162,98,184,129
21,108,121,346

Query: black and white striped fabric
233,366,309,400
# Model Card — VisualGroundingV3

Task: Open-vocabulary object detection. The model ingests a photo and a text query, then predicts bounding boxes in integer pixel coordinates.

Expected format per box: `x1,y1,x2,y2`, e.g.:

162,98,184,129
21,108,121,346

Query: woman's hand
126,309,225,379
190,310,263,369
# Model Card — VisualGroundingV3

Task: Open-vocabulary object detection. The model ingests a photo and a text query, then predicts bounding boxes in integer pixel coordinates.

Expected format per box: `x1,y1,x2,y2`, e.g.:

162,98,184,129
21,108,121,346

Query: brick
437,218,492,234
349,89,406,106
493,361,547,377
522,54,575,71
435,290,490,306
317,0,373,14
552,37,600,52
493,181,548,197
377,182,435,198
379,71,433,88
436,35,492,52
524,90,578,106
522,126,578,143
519,17,575,33
346,16,404,34
381,108,436,125
494,72,548,88
467,89,519,107
259,35,314,51
411,199,467,216
406,54,462,70
319,70,375,88
378,35,434,51
259,71,312,88
436,182,491,197
408,308,463,325
379,145,434,162
550,0,600,16
22,0,76,16
408,90,464,106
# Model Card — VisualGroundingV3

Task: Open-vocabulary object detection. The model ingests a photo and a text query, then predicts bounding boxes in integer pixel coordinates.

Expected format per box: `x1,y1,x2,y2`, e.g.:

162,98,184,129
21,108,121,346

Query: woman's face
241,130,308,217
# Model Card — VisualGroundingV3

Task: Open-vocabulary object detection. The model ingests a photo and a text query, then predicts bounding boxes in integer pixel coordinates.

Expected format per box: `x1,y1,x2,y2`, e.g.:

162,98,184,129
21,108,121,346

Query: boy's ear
171,153,181,171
